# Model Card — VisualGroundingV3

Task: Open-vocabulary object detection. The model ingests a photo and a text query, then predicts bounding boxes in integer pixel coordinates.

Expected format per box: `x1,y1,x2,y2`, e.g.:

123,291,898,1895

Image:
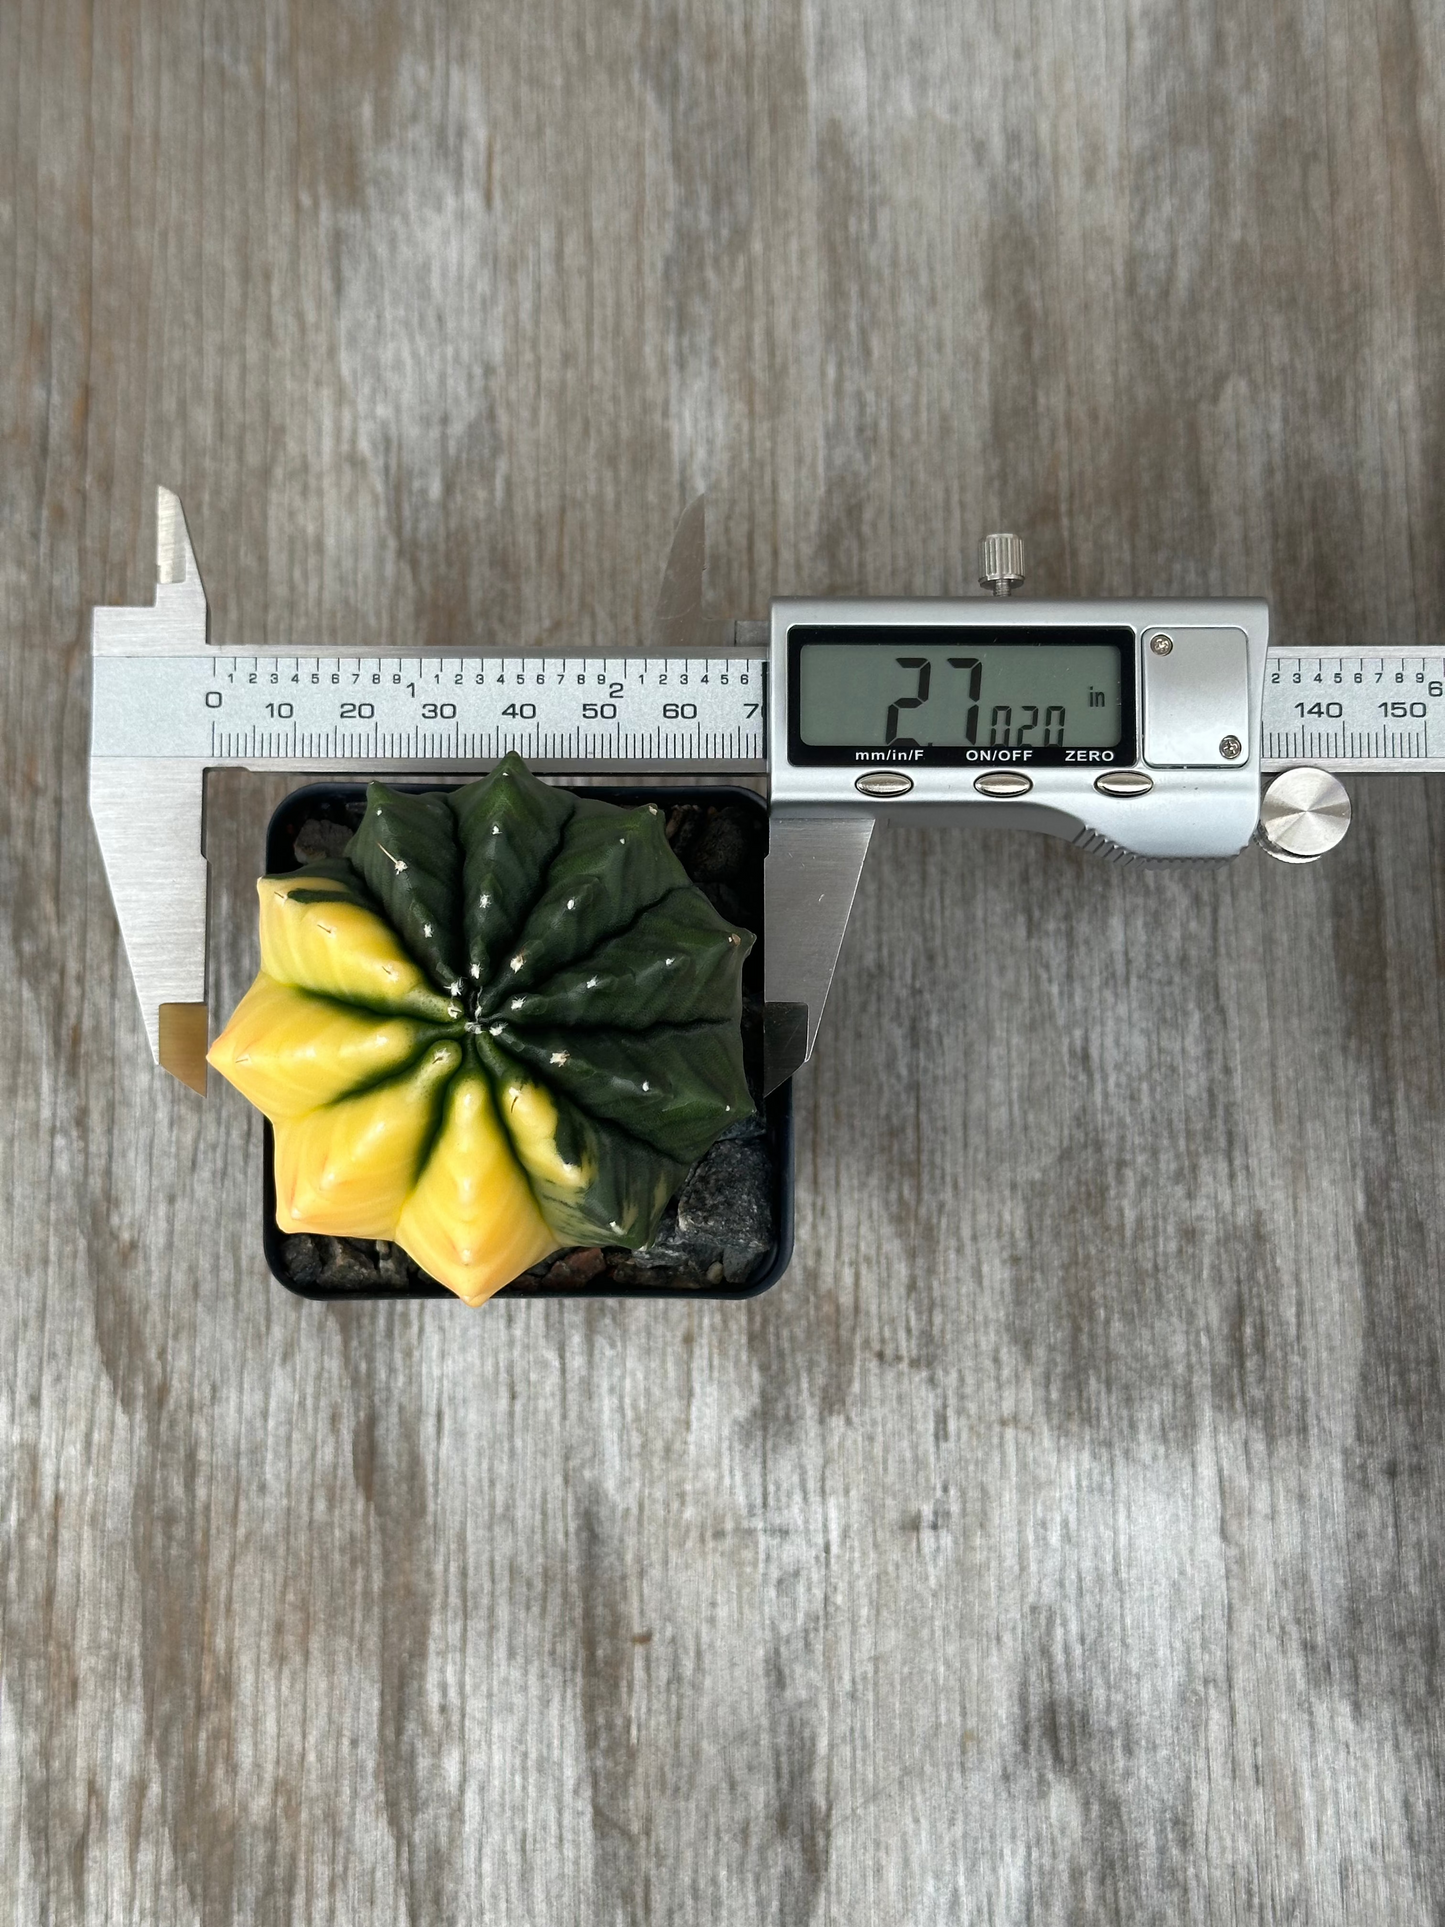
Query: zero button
1093,770,1154,798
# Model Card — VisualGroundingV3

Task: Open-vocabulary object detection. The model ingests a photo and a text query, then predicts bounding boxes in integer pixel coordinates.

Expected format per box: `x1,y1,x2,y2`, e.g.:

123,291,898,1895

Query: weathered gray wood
5,0,1445,1918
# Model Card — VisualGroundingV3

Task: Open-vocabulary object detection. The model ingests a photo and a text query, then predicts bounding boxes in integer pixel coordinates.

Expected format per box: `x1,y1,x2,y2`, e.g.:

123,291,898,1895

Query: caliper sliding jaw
759,815,876,1093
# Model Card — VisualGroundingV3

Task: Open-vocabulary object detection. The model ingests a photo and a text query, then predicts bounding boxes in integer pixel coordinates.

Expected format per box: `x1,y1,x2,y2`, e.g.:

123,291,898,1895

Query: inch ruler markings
91,651,769,769
1261,651,1445,771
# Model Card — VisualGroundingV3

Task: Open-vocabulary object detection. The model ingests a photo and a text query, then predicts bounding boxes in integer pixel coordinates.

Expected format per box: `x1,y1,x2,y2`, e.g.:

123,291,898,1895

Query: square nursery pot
258,780,794,1302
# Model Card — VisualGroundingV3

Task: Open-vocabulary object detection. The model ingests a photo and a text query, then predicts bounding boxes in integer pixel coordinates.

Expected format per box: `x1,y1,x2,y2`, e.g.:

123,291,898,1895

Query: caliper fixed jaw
89,487,212,1092
87,486,770,1097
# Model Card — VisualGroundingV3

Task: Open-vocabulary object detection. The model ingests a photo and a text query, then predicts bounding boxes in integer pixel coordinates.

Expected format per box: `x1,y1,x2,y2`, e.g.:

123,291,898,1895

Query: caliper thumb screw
978,534,1025,597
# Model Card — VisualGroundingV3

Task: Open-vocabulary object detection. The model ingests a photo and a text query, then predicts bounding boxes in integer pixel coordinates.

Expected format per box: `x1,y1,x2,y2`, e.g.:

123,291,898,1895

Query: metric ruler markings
1262,726,1430,764
1260,653,1445,772
209,726,763,763
91,652,769,767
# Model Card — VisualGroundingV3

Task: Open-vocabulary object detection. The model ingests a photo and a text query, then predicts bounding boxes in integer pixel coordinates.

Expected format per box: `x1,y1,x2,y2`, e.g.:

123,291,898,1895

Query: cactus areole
209,755,757,1304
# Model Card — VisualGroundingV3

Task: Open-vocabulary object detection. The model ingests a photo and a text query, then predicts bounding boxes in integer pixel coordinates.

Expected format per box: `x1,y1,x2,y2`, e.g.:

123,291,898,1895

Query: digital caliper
91,489,1435,1094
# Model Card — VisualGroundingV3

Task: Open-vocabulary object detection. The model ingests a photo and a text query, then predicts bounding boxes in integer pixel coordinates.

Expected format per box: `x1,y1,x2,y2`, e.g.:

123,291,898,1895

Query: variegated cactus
209,756,755,1303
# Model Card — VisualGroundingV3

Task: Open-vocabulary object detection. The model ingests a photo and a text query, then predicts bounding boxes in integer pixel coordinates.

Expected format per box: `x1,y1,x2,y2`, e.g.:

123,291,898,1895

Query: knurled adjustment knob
978,533,1025,597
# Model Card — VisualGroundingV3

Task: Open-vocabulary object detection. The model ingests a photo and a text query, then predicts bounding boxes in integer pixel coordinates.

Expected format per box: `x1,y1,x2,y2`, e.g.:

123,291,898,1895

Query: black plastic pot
257,780,793,1302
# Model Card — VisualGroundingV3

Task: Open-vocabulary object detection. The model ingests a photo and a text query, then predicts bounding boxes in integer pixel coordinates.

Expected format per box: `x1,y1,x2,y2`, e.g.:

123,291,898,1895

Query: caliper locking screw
1150,633,1173,655
978,533,1025,597
1220,735,1243,760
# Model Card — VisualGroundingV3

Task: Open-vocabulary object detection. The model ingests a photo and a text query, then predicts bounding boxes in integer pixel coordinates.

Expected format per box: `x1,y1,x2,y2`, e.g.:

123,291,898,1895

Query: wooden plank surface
5,0,1445,1918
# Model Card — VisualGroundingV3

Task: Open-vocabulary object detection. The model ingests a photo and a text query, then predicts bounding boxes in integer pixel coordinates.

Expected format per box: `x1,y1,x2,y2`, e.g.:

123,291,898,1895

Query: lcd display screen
786,628,1136,767
799,640,1122,748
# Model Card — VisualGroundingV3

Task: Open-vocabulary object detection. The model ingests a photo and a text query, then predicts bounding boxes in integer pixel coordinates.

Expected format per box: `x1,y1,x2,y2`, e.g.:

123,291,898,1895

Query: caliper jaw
87,487,776,1097
761,814,876,1093
89,488,211,1092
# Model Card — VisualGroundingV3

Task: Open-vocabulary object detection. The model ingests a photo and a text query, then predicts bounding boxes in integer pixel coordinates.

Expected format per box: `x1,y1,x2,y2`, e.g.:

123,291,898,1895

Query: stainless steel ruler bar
1261,647,1445,772
101,643,1445,777
98,643,1445,778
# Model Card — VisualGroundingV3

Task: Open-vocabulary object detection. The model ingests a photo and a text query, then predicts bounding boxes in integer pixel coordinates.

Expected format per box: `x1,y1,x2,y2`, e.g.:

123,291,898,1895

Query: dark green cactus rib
347,786,466,992
488,1019,751,1164
499,886,747,1031
450,758,576,989
278,752,762,1252
475,799,690,1010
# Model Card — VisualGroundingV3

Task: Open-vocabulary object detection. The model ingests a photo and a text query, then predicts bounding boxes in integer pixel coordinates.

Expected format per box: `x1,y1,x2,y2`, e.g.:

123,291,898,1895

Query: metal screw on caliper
1255,766,1353,865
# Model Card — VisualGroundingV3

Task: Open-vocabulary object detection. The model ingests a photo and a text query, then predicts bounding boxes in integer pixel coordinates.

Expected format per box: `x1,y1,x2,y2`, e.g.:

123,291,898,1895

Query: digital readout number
884,656,1068,749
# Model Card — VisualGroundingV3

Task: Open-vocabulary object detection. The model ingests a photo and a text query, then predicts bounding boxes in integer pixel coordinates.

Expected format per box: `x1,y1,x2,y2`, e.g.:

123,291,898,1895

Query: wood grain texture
4,0,1445,1918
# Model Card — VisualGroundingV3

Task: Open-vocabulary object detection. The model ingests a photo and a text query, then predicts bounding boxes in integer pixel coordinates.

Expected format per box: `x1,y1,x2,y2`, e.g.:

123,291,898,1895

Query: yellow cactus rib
259,878,460,1022
394,1066,559,1305
494,1064,593,1207
207,972,455,1121
273,1041,462,1239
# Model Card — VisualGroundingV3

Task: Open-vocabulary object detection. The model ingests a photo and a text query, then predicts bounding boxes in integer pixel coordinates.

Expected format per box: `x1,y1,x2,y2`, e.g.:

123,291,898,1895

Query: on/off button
974,770,1033,797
